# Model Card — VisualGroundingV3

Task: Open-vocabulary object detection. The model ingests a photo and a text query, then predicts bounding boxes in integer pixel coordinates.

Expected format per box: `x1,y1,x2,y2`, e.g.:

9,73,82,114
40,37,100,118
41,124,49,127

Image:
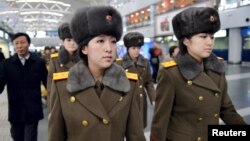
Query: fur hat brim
123,32,144,48
70,6,123,47
58,23,72,40
172,7,220,40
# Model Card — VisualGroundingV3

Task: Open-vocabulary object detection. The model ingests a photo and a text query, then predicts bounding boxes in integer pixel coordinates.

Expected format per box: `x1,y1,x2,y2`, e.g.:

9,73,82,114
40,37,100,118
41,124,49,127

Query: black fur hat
58,23,72,40
70,6,123,47
172,7,220,40
123,32,144,48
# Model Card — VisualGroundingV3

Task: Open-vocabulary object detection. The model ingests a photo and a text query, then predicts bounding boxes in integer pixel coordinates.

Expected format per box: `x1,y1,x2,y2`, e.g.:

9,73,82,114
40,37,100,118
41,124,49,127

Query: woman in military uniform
47,22,79,110
150,7,246,141
116,32,156,128
41,46,51,68
48,6,146,141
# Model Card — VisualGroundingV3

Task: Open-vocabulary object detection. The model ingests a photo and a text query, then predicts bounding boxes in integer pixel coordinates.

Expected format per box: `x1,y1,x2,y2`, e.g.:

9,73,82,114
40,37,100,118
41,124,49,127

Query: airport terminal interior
0,0,250,141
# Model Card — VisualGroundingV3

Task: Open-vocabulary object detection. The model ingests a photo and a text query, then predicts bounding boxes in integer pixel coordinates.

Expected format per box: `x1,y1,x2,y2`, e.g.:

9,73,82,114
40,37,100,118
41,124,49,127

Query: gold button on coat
82,120,88,126
187,80,192,85
140,94,143,97
102,119,109,124
60,64,64,67
214,113,219,118
198,96,204,101
118,96,123,102
139,85,143,88
70,96,76,103
197,137,202,141
197,117,203,122
214,93,219,97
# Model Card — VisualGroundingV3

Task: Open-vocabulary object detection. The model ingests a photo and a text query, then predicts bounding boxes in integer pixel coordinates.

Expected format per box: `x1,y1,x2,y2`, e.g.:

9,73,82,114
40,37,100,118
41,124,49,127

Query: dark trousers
151,64,159,83
10,121,38,141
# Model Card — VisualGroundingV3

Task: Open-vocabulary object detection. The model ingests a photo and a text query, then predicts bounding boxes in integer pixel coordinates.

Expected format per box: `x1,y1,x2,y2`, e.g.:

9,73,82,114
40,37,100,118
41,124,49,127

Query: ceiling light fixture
19,11,63,16
41,11,63,16
0,11,18,15
16,0,71,7
20,11,40,15
23,18,59,23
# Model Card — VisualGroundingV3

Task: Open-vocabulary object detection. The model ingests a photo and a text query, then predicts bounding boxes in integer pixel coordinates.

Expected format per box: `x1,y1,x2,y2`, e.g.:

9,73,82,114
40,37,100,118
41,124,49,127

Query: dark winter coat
0,53,47,123
0,52,5,62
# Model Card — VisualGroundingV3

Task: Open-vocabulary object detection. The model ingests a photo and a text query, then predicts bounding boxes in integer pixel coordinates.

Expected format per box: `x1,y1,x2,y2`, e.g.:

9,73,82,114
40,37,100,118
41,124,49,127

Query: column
228,28,242,64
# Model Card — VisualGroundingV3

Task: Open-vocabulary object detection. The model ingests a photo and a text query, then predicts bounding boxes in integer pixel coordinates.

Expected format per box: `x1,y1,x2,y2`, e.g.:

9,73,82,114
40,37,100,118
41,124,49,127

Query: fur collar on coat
67,60,130,94
58,47,80,65
175,53,225,80
122,54,147,68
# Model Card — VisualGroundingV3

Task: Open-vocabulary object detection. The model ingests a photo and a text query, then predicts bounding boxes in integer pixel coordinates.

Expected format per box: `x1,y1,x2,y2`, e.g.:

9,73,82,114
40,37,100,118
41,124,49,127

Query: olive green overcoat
48,61,146,141
150,53,246,141
47,48,79,110
116,54,156,128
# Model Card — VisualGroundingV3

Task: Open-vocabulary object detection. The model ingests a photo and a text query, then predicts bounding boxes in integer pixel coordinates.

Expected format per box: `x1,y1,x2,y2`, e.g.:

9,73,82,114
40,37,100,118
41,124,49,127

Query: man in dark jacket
149,43,162,83
0,32,48,141
0,47,5,62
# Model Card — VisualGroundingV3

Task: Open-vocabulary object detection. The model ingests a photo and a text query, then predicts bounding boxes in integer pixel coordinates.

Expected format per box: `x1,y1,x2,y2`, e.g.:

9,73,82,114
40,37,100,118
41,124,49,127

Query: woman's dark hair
178,35,193,55
169,46,178,57
11,32,31,45
44,46,51,50
78,42,89,66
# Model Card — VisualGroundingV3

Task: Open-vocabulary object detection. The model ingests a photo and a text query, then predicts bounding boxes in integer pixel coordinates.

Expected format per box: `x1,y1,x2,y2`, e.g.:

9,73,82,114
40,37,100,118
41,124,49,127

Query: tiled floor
0,63,250,141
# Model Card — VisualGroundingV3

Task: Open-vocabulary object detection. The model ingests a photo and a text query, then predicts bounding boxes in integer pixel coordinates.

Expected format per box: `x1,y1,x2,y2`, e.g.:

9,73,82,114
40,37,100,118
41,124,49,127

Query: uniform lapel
75,88,110,120
100,87,122,114
176,53,224,94
192,72,221,93
67,61,130,120
64,61,74,69
206,70,222,87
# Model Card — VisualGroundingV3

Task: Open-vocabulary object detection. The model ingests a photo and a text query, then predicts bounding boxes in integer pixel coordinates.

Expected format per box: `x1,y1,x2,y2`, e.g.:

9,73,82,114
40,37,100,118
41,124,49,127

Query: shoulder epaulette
217,57,224,61
161,60,177,68
53,71,69,81
126,72,138,80
116,58,122,61
50,53,59,58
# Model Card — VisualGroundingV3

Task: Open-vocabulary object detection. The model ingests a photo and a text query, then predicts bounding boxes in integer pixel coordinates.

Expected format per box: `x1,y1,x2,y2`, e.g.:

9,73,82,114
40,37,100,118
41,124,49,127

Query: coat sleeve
150,68,175,141
125,81,146,141
219,75,246,125
47,59,56,109
40,59,48,87
48,81,67,141
0,61,6,93
144,61,156,103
